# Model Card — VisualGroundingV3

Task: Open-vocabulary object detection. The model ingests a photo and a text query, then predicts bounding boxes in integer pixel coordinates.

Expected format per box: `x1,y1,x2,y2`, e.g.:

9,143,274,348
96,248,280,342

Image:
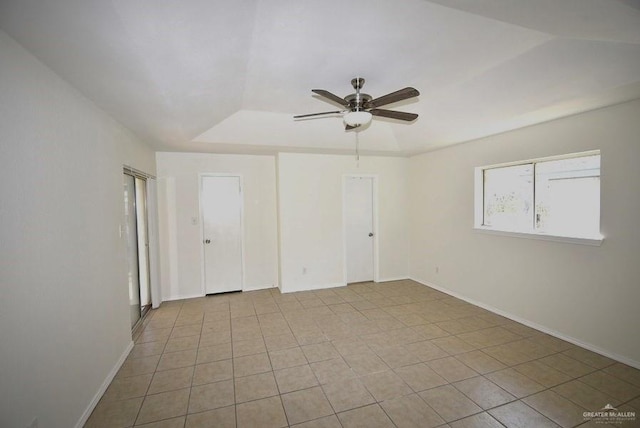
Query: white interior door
201,176,243,294
345,177,374,283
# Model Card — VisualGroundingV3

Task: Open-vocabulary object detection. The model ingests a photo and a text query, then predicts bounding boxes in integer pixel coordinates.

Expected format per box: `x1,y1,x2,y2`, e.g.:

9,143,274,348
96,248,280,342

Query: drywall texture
278,153,409,292
409,99,640,366
0,31,155,427
155,152,279,300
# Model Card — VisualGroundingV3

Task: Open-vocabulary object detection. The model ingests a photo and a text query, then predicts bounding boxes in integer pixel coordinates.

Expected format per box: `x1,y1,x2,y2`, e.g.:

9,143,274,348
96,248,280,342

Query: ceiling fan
294,77,420,130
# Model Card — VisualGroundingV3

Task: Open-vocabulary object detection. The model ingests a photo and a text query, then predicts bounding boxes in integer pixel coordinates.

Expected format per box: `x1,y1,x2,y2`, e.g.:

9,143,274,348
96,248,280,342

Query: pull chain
355,131,360,167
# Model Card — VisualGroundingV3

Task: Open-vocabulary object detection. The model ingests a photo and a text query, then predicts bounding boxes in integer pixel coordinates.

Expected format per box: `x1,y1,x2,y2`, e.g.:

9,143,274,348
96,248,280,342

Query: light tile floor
85,280,640,427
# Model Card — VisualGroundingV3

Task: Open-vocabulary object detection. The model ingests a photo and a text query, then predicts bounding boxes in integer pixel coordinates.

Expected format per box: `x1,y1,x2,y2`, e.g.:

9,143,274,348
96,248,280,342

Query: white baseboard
162,285,277,301
280,281,346,294
75,340,134,428
162,292,206,302
409,276,640,370
376,276,409,283
278,278,409,294
243,284,277,292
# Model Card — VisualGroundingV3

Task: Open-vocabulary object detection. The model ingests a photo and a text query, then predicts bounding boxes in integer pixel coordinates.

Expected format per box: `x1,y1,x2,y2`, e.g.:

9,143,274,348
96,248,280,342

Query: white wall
0,31,156,428
156,152,279,300
278,153,409,292
409,99,640,367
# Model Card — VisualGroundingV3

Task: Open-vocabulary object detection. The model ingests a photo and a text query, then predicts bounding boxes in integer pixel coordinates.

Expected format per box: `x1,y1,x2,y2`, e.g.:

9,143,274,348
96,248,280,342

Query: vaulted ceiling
2,0,640,155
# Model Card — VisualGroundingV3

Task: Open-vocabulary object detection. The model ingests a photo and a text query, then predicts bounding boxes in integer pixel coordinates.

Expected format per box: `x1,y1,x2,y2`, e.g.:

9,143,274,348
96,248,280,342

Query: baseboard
376,276,409,283
409,276,640,370
243,284,277,292
75,340,134,428
278,278,410,293
280,281,346,294
162,285,277,301
162,292,206,302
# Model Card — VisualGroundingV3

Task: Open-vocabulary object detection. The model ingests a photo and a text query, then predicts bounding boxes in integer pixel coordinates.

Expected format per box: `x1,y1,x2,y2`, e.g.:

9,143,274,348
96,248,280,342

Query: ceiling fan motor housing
344,93,372,111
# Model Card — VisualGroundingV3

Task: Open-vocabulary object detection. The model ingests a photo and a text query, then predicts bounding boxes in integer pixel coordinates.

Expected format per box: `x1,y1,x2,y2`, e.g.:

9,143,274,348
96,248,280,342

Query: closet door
345,177,374,283
123,173,152,329
123,173,141,328
201,175,243,294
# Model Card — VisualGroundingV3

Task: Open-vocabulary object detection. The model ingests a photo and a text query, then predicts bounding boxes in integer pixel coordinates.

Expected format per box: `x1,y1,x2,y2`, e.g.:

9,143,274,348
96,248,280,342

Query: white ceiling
1,0,640,155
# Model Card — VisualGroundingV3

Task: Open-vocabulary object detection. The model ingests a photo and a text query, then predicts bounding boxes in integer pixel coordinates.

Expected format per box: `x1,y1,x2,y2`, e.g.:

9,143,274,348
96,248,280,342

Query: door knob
368,233,374,237
204,239,211,244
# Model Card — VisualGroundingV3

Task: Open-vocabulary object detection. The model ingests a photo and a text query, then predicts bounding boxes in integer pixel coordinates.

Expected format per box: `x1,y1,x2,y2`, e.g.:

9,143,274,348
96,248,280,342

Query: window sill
473,227,603,246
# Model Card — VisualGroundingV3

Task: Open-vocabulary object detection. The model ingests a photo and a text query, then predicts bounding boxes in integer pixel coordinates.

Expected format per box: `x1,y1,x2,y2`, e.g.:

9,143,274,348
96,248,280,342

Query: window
475,151,602,244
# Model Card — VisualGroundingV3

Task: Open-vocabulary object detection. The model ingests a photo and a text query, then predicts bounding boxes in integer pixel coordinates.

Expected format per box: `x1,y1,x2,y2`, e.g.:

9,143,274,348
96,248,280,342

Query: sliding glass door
123,172,151,329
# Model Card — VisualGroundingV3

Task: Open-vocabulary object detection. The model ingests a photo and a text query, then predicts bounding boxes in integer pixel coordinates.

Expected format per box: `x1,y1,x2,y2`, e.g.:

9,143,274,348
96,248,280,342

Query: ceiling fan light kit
294,77,420,131
343,110,372,127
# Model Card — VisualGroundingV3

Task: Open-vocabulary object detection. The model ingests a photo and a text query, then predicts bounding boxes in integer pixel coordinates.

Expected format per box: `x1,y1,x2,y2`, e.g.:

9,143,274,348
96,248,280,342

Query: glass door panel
123,174,141,328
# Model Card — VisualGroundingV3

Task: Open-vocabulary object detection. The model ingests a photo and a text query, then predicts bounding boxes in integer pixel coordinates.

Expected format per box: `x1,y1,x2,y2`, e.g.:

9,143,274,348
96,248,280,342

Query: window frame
474,150,603,246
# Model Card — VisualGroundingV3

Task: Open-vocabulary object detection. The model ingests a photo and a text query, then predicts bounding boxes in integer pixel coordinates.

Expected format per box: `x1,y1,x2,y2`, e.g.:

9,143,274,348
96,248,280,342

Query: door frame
342,174,379,285
146,178,161,309
198,173,246,295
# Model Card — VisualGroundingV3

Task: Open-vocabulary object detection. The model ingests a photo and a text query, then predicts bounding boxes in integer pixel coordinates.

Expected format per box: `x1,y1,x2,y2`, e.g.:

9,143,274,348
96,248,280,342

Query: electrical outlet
435,266,439,274
302,267,307,275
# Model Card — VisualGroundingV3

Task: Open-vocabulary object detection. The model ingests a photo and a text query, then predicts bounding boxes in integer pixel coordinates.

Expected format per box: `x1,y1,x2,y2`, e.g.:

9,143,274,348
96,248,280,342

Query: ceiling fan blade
294,111,342,119
370,109,418,121
312,89,349,107
345,124,361,131
368,87,420,108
